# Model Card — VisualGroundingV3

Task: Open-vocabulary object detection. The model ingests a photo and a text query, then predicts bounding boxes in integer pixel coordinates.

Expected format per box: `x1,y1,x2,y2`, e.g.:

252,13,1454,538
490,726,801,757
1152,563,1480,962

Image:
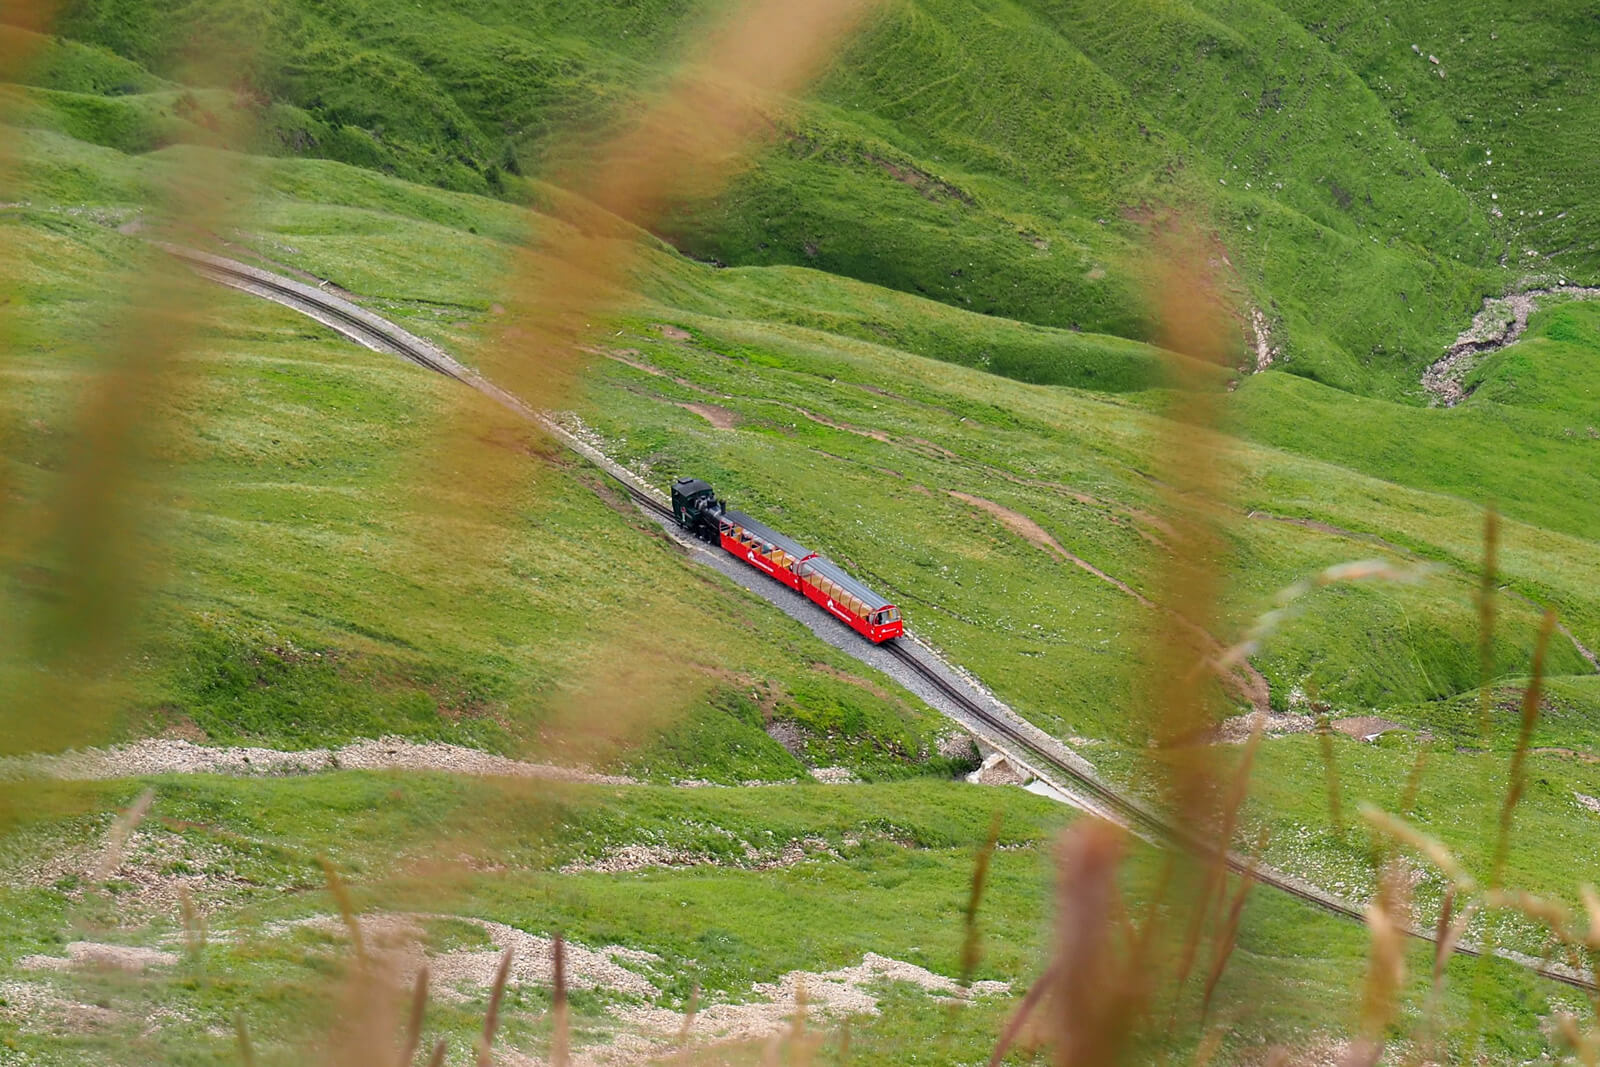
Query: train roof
806,555,895,611
672,477,715,497
723,509,814,562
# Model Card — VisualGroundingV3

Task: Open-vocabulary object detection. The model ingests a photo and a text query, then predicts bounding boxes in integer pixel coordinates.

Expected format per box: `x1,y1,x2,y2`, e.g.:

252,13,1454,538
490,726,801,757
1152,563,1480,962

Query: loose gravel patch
18,942,178,974
1423,284,1600,405
612,952,1008,1057
1330,716,1403,742
0,737,636,785
561,835,841,874
1215,711,1317,743
277,913,661,1000
0,979,126,1035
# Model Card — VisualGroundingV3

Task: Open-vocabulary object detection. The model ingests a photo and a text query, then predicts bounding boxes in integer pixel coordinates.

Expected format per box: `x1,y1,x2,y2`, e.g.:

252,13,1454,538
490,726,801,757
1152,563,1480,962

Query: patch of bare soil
278,913,660,1001
1330,715,1403,741
0,979,125,1035
562,836,842,874
592,347,713,395
2,819,257,917
561,844,718,873
19,942,178,974
867,153,974,205
1248,306,1280,370
610,952,1006,1061
949,490,1148,602
1245,509,1413,558
790,406,891,442
1423,284,1600,405
0,737,636,785
596,347,665,376
1553,618,1600,673
983,471,1173,550
653,323,692,341
948,491,1269,711
1242,1035,1359,1066
764,719,807,757
1215,711,1317,744
679,402,742,429
937,731,980,763
1216,712,1407,745
1532,747,1600,764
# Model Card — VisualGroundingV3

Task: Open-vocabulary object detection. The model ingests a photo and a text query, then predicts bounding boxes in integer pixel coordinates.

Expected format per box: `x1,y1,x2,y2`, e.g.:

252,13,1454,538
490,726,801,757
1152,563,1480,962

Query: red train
671,477,904,643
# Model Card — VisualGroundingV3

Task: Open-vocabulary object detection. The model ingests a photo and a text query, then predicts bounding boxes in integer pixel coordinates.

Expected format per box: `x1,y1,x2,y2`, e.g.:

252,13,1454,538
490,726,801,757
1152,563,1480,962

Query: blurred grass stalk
400,0,889,772
0,2,263,846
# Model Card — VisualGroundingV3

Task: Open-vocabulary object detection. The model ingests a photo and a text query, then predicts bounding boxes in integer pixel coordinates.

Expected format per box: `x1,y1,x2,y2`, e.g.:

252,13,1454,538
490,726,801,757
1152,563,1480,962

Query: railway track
882,642,1595,991
172,245,1598,994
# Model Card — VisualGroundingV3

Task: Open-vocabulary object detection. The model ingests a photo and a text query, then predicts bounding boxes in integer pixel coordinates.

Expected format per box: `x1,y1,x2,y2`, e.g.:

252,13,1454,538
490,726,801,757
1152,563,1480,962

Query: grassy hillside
6,111,1599,880
5,2,1600,1060
29,0,1594,399
0,773,1578,1065
1,183,968,785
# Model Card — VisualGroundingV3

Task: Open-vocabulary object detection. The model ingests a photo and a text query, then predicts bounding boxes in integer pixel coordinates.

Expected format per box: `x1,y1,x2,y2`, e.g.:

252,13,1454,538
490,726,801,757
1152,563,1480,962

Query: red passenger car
672,478,904,643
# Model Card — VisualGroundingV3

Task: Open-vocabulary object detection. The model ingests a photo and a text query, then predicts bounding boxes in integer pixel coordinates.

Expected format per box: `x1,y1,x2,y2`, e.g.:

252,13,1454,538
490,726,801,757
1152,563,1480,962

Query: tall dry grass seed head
1047,818,1136,1067
0,0,267,807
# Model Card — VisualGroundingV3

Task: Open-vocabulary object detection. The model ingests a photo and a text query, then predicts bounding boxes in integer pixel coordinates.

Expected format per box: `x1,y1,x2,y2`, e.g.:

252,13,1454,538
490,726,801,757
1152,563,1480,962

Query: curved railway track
173,245,1597,994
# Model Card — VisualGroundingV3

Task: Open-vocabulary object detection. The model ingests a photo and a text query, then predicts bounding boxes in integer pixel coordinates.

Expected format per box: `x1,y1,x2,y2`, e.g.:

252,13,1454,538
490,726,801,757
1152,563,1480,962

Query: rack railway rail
173,244,1598,994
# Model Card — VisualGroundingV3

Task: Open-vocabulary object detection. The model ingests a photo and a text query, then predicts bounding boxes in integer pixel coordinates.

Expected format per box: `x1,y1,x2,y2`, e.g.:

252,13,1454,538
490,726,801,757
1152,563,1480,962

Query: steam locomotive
671,477,903,643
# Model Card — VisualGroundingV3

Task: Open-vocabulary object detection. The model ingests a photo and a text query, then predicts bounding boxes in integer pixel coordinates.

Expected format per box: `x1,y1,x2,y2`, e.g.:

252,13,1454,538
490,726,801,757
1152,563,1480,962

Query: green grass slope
30,0,1593,399
0,773,1580,1064
0,194,964,785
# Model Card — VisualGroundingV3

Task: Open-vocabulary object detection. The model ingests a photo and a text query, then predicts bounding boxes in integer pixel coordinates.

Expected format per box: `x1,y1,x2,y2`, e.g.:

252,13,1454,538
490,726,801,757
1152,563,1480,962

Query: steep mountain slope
38,0,1594,399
